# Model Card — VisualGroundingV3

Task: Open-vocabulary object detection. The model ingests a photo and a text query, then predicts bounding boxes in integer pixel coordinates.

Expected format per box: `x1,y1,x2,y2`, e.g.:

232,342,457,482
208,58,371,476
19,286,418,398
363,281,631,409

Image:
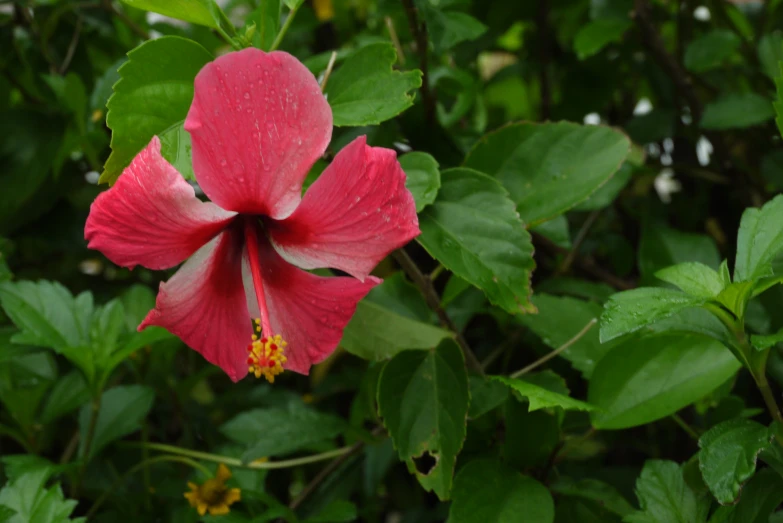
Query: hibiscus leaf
377,340,469,500
101,36,212,184
464,121,631,226
417,168,536,315
118,0,223,29
625,460,710,523
399,152,441,212
325,43,422,127
491,375,596,412
220,404,347,463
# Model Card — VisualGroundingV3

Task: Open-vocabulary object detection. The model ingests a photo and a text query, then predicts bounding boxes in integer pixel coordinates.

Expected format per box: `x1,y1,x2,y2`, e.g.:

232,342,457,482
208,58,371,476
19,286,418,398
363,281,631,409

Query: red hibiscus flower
84,49,420,382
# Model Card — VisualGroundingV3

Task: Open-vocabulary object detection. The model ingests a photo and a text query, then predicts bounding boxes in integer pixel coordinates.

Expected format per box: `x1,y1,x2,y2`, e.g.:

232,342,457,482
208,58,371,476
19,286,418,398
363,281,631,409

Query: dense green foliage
2,0,783,521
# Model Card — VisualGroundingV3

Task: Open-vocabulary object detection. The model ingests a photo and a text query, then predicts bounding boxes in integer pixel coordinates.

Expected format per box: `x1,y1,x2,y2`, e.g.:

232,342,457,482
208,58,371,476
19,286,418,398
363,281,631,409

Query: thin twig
392,249,484,374
401,0,435,124
533,232,635,290
385,16,405,65
558,210,600,274
319,51,337,92
58,16,82,74
510,319,597,378
633,0,703,122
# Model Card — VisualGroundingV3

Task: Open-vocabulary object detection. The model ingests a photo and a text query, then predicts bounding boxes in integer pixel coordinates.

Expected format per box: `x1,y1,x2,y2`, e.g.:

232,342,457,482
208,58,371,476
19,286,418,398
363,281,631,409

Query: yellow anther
247,331,287,384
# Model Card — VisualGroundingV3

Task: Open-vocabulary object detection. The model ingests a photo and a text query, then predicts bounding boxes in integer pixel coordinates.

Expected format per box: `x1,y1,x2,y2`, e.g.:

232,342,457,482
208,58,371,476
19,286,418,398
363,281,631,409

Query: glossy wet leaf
417,168,536,314
399,151,441,212
464,121,630,225
655,262,725,298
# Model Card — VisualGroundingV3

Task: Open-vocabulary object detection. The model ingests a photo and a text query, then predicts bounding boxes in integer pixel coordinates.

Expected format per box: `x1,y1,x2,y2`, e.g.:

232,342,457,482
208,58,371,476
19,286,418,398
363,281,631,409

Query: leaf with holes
377,339,469,500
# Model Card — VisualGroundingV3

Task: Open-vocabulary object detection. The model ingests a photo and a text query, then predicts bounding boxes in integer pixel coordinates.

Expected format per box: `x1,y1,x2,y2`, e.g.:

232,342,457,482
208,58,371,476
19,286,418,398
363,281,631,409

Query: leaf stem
392,248,484,374
319,51,337,92
671,413,699,440
86,455,210,519
510,319,597,378
139,442,355,469
270,3,300,51
72,394,102,496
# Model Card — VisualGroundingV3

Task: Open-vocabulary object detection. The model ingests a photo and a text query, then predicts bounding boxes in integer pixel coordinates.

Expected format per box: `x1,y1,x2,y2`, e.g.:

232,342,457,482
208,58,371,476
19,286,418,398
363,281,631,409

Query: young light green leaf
0,468,83,523
492,376,595,412
751,327,783,351
464,122,630,225
325,43,422,127
698,418,772,505
341,300,452,361
119,0,222,29
377,340,469,500
734,194,783,282
573,18,632,60
716,281,754,318
639,225,721,283
589,333,741,429
101,37,212,184
708,469,783,523
655,262,725,298
701,93,775,130
221,404,347,462
518,294,610,378
449,459,554,523
684,30,740,73
399,152,441,212
625,460,710,523
417,168,536,314
600,288,708,343
78,385,155,458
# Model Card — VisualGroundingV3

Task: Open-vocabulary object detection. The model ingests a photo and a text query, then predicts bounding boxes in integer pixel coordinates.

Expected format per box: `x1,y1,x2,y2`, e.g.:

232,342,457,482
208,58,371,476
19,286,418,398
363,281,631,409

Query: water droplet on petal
243,92,250,100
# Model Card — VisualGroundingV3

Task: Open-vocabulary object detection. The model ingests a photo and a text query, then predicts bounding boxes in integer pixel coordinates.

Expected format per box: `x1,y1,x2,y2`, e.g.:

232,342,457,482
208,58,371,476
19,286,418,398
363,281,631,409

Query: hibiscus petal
185,48,332,219
140,226,250,381
267,136,420,281
245,234,380,374
85,136,235,270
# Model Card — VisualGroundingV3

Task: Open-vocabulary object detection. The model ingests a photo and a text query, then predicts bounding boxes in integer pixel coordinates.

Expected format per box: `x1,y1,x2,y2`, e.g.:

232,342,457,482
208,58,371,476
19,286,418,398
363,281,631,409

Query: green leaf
625,460,710,523
518,294,608,378
417,168,536,314
751,327,783,351
377,340,469,500
468,376,508,418
600,288,708,343
303,500,357,523
708,469,783,523
716,281,754,318
574,162,634,211
573,19,632,60
158,123,196,181
503,399,560,469
638,225,721,283
589,333,741,429
0,506,14,523
464,122,630,225
492,375,595,412
775,61,783,138
449,459,554,523
341,300,452,361
422,9,488,52
79,385,154,458
701,93,775,131
282,0,304,9
698,418,773,504
684,30,741,73
101,37,212,184
531,215,571,249
399,152,441,212
655,262,725,298
734,194,783,282
325,43,422,127
119,0,222,29
551,477,634,518
221,404,346,462
252,0,281,51
39,371,90,424
0,466,83,523
757,32,783,80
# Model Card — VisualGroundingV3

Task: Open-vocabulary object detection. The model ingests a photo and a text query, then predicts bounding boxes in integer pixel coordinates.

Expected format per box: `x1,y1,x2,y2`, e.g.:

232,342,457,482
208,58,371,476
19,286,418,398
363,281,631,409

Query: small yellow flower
184,464,241,516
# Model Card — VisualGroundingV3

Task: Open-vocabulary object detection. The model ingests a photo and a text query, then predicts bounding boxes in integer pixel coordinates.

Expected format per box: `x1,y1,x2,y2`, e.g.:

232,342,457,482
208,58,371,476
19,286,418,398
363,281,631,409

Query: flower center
247,318,287,383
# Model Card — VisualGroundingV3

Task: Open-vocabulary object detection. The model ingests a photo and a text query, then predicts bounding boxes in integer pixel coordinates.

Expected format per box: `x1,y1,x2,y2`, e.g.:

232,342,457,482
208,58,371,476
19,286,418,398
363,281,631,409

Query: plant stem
754,370,783,425
270,3,300,51
140,442,355,469
319,51,337,92
671,413,699,440
510,319,597,378
392,248,484,374
72,395,101,496
86,455,210,519
557,210,600,274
